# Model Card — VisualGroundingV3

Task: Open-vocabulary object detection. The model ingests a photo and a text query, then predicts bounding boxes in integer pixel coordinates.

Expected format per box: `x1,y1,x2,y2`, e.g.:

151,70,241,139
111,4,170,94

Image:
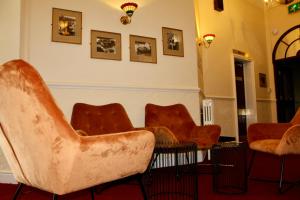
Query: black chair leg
90,187,95,200
137,174,148,200
53,194,58,200
279,156,286,194
247,150,256,177
12,183,23,200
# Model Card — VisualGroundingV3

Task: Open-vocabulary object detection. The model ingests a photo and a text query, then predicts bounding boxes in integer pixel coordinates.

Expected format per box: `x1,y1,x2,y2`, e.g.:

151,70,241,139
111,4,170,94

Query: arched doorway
272,25,300,122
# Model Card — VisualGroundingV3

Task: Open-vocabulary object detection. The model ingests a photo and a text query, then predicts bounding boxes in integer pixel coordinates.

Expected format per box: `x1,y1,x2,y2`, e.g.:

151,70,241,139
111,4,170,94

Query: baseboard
0,172,17,184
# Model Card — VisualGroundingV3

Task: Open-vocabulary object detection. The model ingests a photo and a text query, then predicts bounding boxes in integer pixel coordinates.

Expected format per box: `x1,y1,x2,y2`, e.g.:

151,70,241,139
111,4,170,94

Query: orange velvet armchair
247,108,300,193
0,60,155,200
145,103,221,149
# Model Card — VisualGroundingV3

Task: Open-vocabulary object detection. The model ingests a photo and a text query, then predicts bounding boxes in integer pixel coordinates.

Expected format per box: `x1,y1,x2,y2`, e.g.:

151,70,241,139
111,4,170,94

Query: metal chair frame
247,150,300,193
12,174,147,200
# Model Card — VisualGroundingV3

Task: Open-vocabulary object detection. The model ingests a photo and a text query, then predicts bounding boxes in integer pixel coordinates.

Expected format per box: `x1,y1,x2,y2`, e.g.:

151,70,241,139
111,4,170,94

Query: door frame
272,25,300,121
231,53,257,142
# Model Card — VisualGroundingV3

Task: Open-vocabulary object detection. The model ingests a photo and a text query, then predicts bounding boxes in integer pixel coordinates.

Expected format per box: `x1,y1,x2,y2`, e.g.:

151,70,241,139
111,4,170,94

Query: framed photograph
91,30,121,60
162,27,184,57
130,35,157,63
259,73,267,88
52,8,82,44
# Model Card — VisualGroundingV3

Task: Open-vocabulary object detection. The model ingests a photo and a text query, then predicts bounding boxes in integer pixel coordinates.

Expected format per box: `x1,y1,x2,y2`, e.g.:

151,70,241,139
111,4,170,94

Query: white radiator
202,99,215,160
202,99,214,125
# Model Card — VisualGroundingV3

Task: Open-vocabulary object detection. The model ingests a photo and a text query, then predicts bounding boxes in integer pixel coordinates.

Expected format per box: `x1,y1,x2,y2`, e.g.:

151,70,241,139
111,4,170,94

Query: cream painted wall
21,0,200,122
266,3,300,52
0,0,20,63
196,0,270,137
0,0,21,179
23,0,198,90
264,3,300,115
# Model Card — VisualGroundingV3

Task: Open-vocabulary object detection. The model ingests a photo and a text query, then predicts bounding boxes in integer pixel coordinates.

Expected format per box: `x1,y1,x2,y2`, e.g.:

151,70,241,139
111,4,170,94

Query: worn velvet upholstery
145,103,221,149
0,60,155,195
71,103,135,135
248,108,300,155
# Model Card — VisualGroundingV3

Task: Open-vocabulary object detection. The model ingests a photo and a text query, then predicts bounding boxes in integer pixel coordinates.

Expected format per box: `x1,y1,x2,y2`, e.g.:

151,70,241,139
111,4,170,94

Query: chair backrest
290,107,300,125
145,103,196,141
71,103,134,135
0,60,77,189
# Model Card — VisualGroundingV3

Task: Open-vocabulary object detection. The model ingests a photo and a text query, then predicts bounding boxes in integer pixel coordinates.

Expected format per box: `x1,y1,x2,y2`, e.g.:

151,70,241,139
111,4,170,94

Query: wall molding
47,82,201,93
203,95,277,103
0,172,16,184
205,95,235,100
256,98,277,102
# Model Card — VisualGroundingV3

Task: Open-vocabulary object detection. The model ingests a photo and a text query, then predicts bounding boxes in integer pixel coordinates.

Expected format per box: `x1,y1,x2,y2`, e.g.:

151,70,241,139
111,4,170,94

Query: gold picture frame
130,35,157,63
91,30,121,60
52,8,82,44
162,27,184,57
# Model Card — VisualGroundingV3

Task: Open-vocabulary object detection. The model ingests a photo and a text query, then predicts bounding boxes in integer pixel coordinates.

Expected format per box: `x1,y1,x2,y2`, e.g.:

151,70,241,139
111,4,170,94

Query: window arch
272,24,300,62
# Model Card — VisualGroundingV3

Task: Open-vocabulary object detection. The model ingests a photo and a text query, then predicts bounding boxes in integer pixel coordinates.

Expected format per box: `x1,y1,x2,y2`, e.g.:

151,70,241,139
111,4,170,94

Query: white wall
264,3,300,120
195,0,271,137
0,0,21,63
21,0,200,124
266,3,300,51
0,0,21,181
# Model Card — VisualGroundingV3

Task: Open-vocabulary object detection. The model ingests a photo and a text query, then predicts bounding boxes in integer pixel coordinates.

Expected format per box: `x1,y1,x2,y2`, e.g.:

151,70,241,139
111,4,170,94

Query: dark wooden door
235,61,247,137
274,57,300,122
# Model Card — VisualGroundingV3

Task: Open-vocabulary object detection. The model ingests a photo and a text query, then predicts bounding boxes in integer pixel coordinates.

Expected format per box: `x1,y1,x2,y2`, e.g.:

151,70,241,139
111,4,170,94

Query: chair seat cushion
71,103,134,135
249,139,281,155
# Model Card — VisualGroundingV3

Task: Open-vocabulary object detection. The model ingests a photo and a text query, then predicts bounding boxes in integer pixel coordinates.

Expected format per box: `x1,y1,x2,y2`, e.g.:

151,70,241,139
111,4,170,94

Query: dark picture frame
91,30,121,60
130,35,157,63
52,8,82,44
162,27,184,57
259,73,267,88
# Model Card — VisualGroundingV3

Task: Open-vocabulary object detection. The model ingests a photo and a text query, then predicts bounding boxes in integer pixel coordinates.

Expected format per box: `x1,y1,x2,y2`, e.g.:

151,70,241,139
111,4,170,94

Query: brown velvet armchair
0,60,155,200
247,108,300,193
145,103,221,149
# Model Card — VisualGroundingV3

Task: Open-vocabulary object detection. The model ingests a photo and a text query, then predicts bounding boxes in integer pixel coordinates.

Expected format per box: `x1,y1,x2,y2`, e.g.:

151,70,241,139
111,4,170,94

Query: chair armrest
248,123,292,144
276,125,300,155
131,127,147,131
75,129,88,136
191,125,221,149
145,126,178,144
69,130,155,193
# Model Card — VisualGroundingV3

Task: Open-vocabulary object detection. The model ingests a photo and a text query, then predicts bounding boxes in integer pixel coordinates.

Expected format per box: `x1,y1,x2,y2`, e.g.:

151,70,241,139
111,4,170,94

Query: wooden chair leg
12,183,23,200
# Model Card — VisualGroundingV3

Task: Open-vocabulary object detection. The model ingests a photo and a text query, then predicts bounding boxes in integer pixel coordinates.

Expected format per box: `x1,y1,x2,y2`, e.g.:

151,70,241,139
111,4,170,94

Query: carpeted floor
1,174,300,200
1,152,300,200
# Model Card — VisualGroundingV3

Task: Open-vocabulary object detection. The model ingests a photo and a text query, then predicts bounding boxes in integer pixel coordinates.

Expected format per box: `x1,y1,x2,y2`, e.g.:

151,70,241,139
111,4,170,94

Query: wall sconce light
198,34,216,48
120,2,138,25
